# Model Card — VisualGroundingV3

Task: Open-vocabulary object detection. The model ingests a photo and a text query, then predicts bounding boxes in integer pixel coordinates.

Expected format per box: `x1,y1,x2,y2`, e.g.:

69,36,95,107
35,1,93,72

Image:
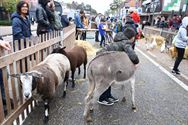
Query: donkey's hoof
86,116,92,122
132,106,137,112
72,83,75,88
122,97,126,102
90,108,94,113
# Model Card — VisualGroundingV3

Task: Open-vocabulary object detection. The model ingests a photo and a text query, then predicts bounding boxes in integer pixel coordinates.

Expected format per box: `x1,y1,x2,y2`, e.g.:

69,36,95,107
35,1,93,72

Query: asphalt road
23,40,188,125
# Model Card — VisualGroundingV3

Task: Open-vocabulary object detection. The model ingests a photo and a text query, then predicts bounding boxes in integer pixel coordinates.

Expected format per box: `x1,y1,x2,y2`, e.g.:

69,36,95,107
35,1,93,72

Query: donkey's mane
88,51,124,69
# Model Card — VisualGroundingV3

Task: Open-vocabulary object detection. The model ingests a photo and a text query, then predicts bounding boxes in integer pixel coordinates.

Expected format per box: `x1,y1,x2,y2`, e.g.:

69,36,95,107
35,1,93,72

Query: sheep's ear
9,74,20,78
31,72,43,78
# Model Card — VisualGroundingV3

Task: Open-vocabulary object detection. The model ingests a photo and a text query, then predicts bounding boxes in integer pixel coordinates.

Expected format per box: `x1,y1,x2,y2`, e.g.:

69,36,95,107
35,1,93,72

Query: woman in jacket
172,17,188,75
11,1,31,41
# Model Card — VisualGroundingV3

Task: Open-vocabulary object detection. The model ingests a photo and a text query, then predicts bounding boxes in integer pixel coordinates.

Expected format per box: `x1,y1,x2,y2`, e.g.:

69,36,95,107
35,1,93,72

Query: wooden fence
143,26,177,46
0,25,75,125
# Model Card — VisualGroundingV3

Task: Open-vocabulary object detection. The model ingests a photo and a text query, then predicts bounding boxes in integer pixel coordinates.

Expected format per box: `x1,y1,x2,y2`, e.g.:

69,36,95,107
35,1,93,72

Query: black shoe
97,98,114,106
109,96,119,103
172,70,180,75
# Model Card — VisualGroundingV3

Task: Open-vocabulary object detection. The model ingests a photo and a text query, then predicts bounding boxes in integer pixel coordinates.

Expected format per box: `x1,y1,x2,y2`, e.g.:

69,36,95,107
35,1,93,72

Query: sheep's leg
84,77,95,122
71,70,75,88
63,71,69,97
78,67,81,75
83,64,86,79
44,99,49,123
130,75,136,111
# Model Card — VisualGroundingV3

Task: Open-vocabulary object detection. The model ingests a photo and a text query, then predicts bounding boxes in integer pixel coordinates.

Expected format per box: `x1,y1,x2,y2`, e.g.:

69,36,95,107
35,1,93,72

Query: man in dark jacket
96,27,139,106
61,14,70,28
36,0,51,36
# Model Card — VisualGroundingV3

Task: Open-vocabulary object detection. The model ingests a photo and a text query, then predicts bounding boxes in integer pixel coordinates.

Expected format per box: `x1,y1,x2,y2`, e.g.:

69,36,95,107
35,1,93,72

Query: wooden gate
0,25,75,125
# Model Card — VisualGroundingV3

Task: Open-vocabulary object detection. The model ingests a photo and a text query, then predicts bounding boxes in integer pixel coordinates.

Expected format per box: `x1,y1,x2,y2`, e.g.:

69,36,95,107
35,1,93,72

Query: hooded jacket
36,4,51,35
97,32,139,64
175,17,188,48
11,12,31,41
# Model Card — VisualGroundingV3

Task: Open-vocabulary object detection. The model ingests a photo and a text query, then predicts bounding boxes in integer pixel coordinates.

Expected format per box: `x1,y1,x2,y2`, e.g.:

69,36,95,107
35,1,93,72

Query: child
96,27,139,106
99,18,106,47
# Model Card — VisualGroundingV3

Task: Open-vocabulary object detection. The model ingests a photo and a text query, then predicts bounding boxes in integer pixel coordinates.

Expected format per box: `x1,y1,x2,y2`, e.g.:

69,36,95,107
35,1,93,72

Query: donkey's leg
121,84,126,102
130,75,136,111
84,79,95,122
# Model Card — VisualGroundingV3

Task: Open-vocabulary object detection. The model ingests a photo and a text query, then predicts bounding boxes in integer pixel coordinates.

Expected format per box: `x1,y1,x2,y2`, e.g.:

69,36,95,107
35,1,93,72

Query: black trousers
95,30,99,42
100,35,105,47
99,86,112,101
173,47,185,71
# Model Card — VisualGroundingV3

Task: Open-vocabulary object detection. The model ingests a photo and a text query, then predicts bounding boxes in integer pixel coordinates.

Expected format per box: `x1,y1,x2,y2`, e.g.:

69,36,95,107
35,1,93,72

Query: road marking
147,51,157,58
136,48,188,91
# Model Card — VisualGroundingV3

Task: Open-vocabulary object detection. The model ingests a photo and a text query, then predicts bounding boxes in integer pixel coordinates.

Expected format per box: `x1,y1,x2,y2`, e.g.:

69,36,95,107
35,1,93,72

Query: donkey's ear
9,74,20,78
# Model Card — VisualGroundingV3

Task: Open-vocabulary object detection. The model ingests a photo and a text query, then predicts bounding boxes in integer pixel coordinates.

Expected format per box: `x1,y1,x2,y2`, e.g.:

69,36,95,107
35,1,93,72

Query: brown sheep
52,46,87,88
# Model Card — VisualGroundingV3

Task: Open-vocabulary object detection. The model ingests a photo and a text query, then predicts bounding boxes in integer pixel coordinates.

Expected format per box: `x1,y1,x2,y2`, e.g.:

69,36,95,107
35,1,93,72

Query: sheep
83,51,137,122
52,46,87,88
10,53,70,122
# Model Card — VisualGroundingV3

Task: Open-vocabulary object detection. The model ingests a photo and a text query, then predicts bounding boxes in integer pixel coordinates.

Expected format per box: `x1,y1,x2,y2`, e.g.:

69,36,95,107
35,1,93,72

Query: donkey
83,51,137,122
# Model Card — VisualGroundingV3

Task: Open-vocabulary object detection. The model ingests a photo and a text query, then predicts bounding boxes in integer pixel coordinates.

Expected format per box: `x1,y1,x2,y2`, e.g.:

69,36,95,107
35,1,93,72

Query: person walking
172,17,188,75
11,1,31,42
98,18,106,47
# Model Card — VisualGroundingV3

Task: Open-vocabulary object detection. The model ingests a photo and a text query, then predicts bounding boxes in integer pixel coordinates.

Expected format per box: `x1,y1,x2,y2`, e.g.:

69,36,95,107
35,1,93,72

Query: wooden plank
0,88,5,123
9,64,18,109
21,40,26,73
0,37,62,68
1,98,33,125
16,61,23,105
2,67,11,115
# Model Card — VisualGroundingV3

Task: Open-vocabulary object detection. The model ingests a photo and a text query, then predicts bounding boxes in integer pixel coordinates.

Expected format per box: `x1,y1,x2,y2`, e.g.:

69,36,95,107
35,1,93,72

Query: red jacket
131,12,140,23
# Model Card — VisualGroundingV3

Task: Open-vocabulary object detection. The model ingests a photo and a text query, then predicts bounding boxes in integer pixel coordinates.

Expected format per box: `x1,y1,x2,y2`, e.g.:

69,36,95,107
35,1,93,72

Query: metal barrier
143,26,177,46
0,25,75,125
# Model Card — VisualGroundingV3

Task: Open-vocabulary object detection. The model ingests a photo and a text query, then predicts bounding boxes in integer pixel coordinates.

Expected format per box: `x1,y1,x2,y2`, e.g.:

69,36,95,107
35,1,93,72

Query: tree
2,0,17,20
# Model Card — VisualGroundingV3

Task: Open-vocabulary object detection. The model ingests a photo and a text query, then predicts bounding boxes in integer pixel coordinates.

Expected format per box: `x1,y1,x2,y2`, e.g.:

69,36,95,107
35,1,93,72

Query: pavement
22,33,188,125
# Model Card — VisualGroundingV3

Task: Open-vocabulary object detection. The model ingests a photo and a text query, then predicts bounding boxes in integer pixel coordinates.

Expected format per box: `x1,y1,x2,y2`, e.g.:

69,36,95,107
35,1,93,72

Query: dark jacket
11,12,32,41
61,15,69,28
36,4,51,35
125,17,138,34
97,32,139,64
45,5,62,30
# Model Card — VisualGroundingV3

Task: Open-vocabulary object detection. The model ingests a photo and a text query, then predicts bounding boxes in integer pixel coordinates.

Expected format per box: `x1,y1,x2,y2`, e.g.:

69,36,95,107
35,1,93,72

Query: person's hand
0,40,11,50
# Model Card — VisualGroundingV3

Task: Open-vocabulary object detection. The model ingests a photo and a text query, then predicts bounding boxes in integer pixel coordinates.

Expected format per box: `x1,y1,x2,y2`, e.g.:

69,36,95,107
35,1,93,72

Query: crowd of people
153,15,182,29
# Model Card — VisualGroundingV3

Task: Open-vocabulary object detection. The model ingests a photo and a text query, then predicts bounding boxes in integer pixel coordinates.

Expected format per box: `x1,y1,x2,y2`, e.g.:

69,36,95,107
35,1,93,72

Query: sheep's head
51,46,66,55
10,72,43,100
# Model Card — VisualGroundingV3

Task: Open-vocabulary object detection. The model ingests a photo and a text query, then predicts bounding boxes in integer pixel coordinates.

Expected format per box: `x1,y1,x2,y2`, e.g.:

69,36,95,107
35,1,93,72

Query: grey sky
63,0,113,14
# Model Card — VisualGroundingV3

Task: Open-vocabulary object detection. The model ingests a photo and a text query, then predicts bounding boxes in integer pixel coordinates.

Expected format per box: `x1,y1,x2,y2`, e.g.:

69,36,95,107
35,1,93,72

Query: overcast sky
63,0,113,14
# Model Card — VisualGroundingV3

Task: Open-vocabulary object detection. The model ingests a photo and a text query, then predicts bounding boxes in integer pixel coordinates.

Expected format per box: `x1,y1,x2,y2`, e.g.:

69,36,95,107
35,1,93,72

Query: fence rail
0,24,75,125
